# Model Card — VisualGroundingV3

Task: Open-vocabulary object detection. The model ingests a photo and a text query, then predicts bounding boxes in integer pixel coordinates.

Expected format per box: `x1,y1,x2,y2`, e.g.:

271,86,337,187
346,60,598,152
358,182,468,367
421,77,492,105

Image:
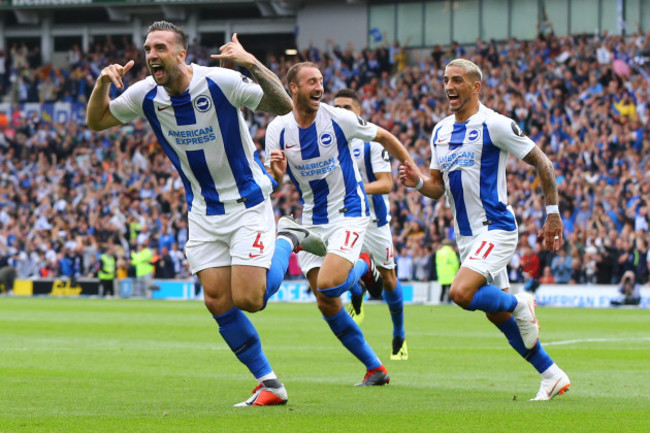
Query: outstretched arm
372,126,413,165
86,60,134,131
211,33,292,115
522,146,563,251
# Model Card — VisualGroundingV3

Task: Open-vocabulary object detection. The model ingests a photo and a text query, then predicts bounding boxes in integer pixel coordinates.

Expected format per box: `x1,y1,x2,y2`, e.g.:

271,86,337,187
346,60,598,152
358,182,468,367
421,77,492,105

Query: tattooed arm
247,59,293,115
211,33,292,115
522,146,563,251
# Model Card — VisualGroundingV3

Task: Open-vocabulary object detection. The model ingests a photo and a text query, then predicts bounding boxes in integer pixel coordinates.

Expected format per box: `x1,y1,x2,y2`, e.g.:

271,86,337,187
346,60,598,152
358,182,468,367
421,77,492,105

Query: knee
449,283,473,308
232,290,264,313
316,294,340,317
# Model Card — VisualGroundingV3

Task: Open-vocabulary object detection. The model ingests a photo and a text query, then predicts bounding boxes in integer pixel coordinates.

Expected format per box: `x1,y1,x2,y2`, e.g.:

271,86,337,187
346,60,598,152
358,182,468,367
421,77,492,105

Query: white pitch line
544,337,650,346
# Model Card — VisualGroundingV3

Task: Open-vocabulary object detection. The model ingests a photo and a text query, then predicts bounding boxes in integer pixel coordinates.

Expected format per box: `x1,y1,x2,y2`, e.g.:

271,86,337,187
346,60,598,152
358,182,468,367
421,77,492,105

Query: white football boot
513,292,540,349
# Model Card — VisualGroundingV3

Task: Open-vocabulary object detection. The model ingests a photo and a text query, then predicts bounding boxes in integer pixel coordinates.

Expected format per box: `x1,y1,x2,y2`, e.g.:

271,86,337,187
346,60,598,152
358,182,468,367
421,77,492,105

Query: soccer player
265,62,413,385
86,21,326,407
332,88,407,361
399,59,571,400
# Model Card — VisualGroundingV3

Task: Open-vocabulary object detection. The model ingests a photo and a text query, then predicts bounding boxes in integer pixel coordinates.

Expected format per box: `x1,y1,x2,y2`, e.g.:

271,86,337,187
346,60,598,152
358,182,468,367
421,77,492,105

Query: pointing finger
122,59,135,74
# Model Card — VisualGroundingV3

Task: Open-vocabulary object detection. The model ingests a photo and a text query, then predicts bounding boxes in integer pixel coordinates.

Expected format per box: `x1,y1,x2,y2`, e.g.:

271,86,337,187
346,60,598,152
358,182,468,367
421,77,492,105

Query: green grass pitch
1,297,648,433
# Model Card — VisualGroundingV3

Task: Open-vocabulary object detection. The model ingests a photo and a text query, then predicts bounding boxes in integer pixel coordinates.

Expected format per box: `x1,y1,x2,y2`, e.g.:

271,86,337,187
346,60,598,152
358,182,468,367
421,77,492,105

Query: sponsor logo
249,253,262,258
194,95,212,112
357,115,367,126
436,135,450,143
319,132,333,147
286,144,297,149
467,129,480,142
382,149,390,161
157,105,170,111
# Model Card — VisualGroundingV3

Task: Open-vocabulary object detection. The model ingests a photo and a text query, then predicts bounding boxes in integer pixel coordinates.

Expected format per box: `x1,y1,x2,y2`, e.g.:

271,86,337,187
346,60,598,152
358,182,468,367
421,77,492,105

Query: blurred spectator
521,245,541,293
550,247,572,284
610,271,641,306
435,240,459,303
539,266,555,284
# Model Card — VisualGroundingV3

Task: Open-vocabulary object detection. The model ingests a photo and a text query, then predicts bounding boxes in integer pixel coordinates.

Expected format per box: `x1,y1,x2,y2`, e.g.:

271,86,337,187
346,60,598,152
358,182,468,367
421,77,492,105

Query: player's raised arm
86,60,135,131
522,145,564,252
211,33,292,115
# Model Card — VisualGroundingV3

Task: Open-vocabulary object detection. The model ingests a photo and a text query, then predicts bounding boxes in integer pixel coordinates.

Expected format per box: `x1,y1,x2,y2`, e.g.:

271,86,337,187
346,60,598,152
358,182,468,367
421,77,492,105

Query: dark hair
286,62,319,86
147,20,188,51
334,88,360,104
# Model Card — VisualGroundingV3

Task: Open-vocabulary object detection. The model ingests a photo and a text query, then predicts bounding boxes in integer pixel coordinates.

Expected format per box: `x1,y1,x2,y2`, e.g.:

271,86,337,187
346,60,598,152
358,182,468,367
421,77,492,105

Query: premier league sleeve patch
511,121,525,137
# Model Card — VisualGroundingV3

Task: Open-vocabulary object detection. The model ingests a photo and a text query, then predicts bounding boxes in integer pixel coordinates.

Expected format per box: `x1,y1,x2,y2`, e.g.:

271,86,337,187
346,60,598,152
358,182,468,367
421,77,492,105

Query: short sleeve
108,79,151,124
369,141,391,173
330,105,378,143
486,114,536,160
263,118,283,168
429,125,442,170
210,68,263,112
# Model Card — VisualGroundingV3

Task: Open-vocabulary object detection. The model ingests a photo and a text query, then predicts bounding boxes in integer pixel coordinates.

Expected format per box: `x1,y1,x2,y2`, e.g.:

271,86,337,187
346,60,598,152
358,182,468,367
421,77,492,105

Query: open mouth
447,93,460,106
310,93,322,103
150,64,165,79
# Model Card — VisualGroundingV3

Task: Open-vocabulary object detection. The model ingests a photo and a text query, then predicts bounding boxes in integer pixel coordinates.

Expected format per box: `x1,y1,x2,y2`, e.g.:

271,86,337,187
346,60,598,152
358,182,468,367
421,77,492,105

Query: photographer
611,271,641,307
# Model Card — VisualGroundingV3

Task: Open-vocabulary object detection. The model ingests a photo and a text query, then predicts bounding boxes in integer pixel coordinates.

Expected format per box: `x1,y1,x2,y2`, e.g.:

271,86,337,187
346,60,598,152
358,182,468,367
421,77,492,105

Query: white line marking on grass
545,337,650,346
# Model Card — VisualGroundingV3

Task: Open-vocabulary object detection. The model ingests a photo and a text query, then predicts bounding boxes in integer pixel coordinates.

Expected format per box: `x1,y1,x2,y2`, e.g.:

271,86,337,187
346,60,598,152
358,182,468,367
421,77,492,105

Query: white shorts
298,216,369,275
185,200,276,274
361,223,395,270
456,229,517,289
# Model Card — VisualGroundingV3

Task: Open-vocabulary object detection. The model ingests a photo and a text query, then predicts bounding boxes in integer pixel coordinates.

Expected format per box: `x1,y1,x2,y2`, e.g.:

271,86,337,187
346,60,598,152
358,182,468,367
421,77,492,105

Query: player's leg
187,210,286,406
316,218,381,299
486,273,570,401
307,267,390,386
450,231,539,349
380,267,407,360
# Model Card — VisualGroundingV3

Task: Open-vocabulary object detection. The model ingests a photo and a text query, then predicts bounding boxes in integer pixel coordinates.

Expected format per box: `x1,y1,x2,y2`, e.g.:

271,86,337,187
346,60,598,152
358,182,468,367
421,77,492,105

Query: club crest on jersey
194,95,212,112
466,128,481,142
353,148,362,157
319,132,334,147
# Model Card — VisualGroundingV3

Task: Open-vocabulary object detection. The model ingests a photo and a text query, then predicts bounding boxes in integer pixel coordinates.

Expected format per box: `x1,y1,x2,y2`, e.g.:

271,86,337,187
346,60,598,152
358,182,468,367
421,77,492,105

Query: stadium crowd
0,27,649,292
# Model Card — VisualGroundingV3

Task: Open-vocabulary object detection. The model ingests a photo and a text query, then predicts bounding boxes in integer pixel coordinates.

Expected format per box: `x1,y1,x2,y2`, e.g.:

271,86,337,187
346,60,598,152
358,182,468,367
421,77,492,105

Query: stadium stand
0,19,648,290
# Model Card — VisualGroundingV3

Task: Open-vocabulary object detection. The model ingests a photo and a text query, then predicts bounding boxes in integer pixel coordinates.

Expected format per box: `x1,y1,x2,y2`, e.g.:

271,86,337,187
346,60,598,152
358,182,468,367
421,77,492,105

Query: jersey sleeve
370,141,391,174
429,125,442,170
486,114,536,160
263,118,283,169
211,68,264,112
108,79,151,124
331,106,378,142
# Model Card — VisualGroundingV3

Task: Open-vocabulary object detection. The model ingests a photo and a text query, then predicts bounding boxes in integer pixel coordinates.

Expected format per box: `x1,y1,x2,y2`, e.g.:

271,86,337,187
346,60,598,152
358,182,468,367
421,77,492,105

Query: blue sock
318,260,367,298
467,284,518,313
324,308,381,369
213,307,272,379
262,238,293,309
382,280,405,339
350,282,364,298
526,342,554,373
496,316,553,373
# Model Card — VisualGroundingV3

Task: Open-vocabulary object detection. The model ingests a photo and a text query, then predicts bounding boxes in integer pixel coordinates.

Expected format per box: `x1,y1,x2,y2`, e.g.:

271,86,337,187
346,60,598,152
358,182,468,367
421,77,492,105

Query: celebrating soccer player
400,59,570,400
86,21,326,406
265,62,413,385
333,88,408,361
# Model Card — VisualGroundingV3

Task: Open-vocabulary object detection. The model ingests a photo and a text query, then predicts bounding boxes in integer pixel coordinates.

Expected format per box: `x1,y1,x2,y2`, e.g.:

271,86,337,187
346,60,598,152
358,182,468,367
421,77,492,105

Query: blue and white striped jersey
430,103,535,236
265,103,378,225
109,64,276,215
351,138,391,227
